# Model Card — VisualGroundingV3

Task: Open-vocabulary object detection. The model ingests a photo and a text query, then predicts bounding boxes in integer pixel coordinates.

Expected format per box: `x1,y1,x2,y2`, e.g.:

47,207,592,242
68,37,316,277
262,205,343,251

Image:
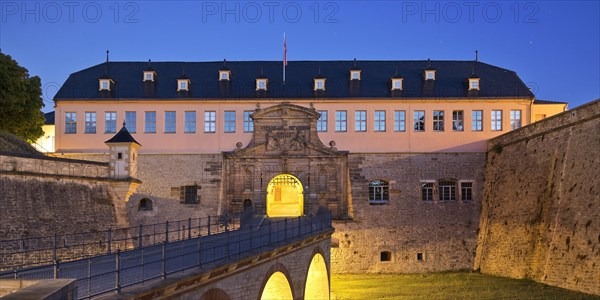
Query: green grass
331,273,599,300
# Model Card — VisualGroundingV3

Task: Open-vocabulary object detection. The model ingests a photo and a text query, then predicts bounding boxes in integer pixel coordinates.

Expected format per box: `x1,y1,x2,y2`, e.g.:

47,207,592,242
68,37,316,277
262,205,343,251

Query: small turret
105,121,141,179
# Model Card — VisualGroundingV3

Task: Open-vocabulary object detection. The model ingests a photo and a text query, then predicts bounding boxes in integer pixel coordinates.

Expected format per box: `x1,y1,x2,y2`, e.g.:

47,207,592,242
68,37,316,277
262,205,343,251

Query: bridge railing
0,208,333,299
0,215,240,271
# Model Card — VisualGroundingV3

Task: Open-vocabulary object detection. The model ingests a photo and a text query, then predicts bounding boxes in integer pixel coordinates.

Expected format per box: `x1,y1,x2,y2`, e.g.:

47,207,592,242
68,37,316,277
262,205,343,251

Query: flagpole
283,32,286,84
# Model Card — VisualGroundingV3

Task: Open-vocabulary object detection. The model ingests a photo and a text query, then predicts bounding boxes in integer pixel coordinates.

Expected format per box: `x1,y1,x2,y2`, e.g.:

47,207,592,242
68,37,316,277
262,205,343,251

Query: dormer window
177,79,190,91
143,71,155,82
350,70,361,80
219,70,231,81
391,78,403,90
99,79,111,91
314,78,326,91
256,78,268,91
468,78,480,90
425,70,436,80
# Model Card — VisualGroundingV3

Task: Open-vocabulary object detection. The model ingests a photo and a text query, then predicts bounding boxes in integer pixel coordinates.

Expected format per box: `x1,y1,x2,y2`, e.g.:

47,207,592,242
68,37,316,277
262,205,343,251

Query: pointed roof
105,122,141,146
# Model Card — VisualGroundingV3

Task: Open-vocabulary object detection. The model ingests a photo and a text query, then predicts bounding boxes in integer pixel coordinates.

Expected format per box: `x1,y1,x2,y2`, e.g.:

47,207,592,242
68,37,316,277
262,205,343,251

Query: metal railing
0,215,240,271
0,208,333,299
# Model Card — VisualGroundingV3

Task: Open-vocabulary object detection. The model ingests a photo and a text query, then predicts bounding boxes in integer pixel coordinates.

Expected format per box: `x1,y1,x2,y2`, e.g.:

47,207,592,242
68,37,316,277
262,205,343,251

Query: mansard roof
55,60,534,100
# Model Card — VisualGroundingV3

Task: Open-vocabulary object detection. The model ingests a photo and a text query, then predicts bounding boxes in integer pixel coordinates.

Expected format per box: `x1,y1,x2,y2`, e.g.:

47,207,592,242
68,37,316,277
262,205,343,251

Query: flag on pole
283,33,287,66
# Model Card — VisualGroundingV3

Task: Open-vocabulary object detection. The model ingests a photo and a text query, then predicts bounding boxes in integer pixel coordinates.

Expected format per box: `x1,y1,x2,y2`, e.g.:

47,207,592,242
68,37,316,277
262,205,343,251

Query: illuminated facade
53,59,566,272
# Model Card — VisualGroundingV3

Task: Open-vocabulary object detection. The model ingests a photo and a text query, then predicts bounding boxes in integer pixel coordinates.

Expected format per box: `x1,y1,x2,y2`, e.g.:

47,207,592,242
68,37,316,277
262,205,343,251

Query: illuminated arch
266,174,304,217
200,288,231,300
304,252,330,300
260,271,293,300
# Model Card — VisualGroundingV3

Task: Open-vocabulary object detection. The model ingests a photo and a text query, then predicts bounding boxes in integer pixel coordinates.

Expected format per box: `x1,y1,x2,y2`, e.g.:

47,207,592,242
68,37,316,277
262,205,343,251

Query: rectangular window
180,185,198,204
433,110,444,131
85,112,96,133
414,111,425,131
145,111,156,133
421,182,434,201
355,110,366,132
374,110,386,132
125,111,136,133
204,111,216,133
105,112,116,133
510,110,522,130
184,111,196,133
491,110,503,131
472,110,483,131
224,111,236,133
335,111,347,132
165,111,176,133
243,111,254,132
452,110,464,131
439,180,457,201
461,182,473,202
394,110,406,132
317,110,327,132
65,112,77,133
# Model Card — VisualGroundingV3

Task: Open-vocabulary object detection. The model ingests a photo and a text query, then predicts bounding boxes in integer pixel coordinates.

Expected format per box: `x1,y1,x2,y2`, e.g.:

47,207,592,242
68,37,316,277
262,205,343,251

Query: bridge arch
258,263,295,300
304,247,330,300
200,288,231,300
266,173,304,217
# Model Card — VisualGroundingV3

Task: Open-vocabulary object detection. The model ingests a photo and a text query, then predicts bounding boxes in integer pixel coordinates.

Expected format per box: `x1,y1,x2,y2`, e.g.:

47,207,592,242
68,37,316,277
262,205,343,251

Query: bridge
0,207,334,299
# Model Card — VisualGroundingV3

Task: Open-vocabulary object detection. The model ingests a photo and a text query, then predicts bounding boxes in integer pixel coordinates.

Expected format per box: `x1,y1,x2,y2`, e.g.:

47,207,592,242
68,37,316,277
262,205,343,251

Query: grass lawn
331,273,599,300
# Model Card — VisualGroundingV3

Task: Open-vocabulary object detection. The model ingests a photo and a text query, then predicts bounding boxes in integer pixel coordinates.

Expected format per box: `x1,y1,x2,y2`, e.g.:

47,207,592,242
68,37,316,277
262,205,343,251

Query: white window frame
125,111,136,133
414,111,425,132
491,110,503,131
425,70,436,80
145,111,156,133
355,110,367,132
459,180,474,202
177,79,189,91
317,110,328,132
256,79,268,91
335,111,347,132
204,111,216,133
368,180,389,204
243,111,254,132
184,111,196,133
99,79,111,91
433,110,444,132
452,110,464,131
350,70,361,80
438,179,457,201
164,111,176,133
391,78,403,90
469,78,480,90
472,110,483,131
314,79,326,91
65,112,77,134
219,70,231,81
143,71,154,82
374,110,386,132
394,110,406,132
105,111,117,133
421,180,435,201
85,112,96,134
224,111,236,133
510,110,522,130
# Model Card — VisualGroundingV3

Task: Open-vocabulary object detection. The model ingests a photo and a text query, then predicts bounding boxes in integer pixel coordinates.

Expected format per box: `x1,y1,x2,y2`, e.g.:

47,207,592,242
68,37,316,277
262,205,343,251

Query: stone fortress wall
332,152,486,273
474,99,600,295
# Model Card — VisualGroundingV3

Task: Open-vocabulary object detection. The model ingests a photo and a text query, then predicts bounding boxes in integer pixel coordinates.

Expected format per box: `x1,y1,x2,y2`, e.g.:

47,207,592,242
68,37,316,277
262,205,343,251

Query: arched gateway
222,103,352,218
266,174,304,217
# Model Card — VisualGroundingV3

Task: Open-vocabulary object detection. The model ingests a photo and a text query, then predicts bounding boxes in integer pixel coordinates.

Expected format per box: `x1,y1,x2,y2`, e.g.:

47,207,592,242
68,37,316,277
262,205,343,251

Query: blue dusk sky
1,1,598,111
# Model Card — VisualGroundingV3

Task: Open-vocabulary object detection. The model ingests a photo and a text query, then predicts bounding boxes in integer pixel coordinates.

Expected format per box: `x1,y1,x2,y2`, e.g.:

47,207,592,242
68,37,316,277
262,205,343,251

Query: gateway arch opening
266,174,304,217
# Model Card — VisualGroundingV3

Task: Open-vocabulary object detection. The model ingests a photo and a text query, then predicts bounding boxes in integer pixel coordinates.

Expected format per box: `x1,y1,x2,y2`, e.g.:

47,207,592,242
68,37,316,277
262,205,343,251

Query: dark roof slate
534,99,568,105
105,123,141,146
55,60,534,100
44,111,55,125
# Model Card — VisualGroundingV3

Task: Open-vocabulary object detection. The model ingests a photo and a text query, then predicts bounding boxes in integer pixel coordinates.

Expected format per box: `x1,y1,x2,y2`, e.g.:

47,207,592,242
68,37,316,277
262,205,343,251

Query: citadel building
51,58,566,273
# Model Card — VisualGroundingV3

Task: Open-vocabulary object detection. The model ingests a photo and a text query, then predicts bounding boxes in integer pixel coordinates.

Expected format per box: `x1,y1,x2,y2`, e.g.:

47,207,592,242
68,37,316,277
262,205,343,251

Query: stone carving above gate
222,103,351,219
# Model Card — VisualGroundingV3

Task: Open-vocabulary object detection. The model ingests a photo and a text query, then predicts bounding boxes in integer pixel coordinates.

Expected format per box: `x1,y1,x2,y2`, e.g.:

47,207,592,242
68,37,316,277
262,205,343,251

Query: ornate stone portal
222,103,351,218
